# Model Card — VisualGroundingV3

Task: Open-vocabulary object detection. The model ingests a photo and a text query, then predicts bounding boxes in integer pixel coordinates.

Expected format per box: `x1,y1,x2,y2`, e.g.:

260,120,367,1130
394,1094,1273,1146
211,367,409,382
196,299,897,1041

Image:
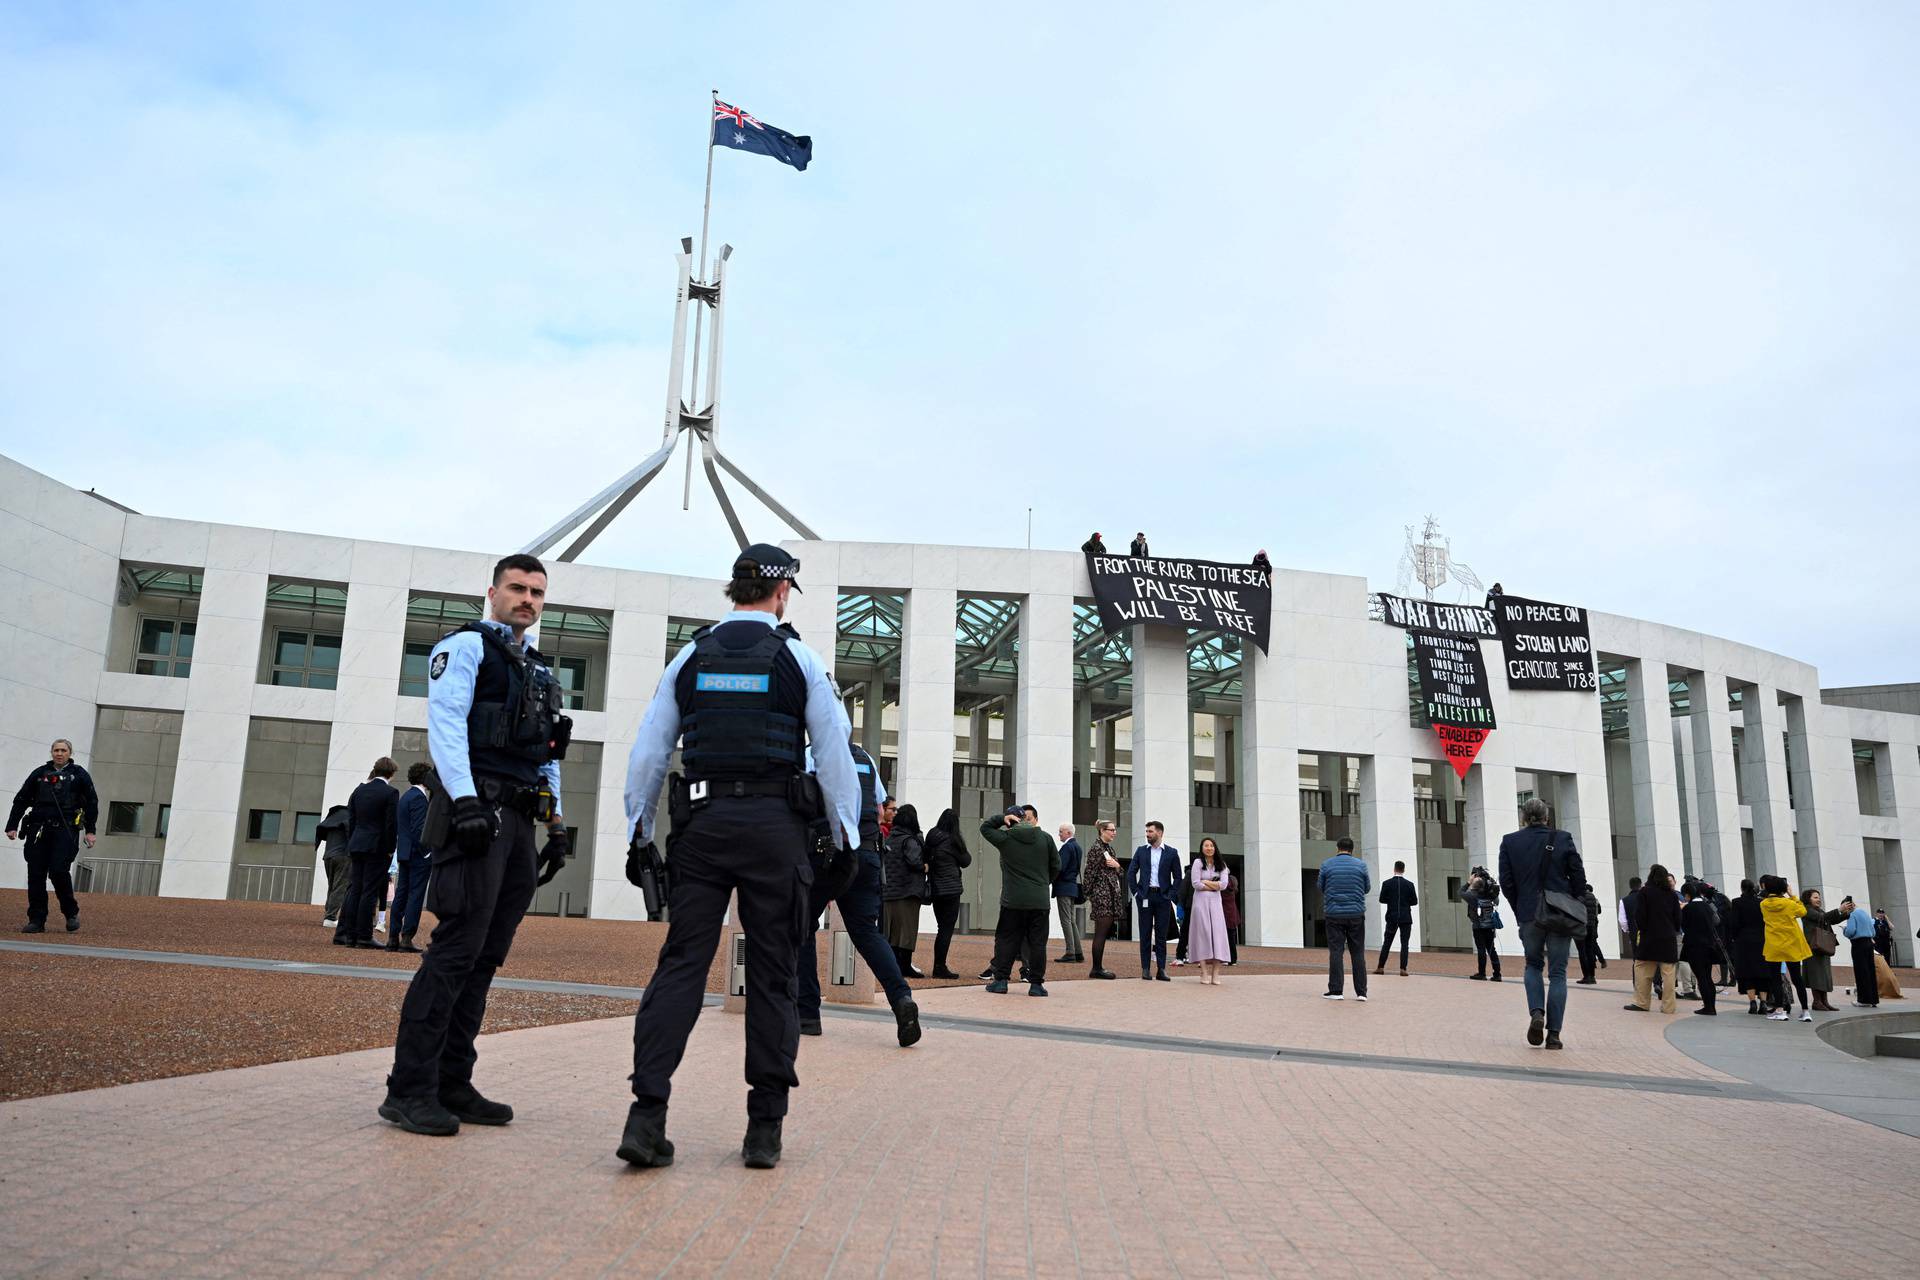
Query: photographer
1463,866,1502,981
978,806,1061,996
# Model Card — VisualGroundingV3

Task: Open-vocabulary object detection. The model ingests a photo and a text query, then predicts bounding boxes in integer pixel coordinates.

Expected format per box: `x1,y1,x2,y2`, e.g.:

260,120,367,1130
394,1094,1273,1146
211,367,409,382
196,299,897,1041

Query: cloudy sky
2,3,1915,684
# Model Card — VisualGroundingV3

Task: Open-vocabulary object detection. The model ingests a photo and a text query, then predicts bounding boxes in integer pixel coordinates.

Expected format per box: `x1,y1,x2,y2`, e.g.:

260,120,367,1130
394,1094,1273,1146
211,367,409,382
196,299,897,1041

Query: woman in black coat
881,804,930,978
922,808,972,979
1627,864,1683,1014
1679,882,1721,1015
1727,879,1771,1014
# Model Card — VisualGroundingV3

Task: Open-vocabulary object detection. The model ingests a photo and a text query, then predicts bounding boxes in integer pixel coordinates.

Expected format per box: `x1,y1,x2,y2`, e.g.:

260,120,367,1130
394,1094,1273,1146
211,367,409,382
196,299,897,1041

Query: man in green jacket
980,806,1061,996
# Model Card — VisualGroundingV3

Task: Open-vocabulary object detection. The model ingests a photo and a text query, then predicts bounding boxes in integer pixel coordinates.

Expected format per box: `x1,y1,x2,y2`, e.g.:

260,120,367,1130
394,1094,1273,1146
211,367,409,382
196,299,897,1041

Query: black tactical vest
460,624,563,787
850,743,881,848
675,621,807,782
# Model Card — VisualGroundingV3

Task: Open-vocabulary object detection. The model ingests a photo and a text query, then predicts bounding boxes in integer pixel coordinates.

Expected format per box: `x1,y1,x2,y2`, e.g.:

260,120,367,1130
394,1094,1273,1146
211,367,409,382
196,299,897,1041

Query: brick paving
3,970,1918,1278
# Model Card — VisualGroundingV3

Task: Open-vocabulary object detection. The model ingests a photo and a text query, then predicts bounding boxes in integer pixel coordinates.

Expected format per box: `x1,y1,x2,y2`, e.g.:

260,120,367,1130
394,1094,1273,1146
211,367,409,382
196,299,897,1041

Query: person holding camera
1463,867,1502,981
979,806,1061,996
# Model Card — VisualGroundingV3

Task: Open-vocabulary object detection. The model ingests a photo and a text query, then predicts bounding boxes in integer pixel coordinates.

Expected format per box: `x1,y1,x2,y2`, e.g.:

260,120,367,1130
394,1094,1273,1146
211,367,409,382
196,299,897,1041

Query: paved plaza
4,930,1918,1278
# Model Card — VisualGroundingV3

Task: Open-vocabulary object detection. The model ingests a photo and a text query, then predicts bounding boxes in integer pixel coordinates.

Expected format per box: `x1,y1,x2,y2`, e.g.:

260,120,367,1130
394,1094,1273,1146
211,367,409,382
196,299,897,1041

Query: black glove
626,838,659,888
536,825,571,885
450,795,495,857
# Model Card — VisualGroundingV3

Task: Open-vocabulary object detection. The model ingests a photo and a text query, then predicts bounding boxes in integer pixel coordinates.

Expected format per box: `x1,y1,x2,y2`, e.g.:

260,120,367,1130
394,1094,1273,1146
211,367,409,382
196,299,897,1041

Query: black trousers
334,852,388,944
1850,938,1879,1005
23,826,80,924
931,894,962,972
1687,958,1717,1012
630,797,808,1124
1137,893,1173,973
991,906,1049,984
392,854,431,939
387,806,538,1098
1576,935,1600,982
1474,927,1503,977
1378,920,1412,972
1326,915,1366,996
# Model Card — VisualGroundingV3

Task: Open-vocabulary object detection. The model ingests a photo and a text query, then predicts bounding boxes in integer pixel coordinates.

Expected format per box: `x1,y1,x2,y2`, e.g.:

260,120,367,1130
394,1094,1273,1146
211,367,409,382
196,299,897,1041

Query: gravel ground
0,949,635,1103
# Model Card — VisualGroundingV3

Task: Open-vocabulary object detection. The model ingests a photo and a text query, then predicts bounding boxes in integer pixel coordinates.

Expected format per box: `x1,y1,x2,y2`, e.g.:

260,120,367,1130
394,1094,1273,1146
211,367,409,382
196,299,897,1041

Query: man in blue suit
387,761,434,954
1127,820,1181,981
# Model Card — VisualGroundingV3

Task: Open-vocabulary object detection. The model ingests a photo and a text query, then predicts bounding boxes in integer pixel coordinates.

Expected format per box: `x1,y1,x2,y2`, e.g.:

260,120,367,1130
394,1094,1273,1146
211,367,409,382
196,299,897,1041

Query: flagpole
684,89,718,510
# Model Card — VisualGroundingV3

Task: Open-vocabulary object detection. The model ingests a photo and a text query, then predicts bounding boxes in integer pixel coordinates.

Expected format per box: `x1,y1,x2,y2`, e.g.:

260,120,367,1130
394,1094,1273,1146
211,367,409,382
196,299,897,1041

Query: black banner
1411,627,1497,780
1084,554,1273,654
1489,593,1596,691
1374,591,1497,638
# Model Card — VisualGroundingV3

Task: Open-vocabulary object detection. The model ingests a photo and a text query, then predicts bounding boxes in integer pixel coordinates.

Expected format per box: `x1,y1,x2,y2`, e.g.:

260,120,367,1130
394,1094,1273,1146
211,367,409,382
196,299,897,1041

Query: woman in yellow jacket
1759,874,1813,1023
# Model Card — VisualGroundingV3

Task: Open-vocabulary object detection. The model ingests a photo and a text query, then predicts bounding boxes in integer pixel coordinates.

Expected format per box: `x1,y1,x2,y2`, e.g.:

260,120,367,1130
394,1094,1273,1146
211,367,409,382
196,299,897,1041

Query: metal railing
229,862,314,904
72,857,163,897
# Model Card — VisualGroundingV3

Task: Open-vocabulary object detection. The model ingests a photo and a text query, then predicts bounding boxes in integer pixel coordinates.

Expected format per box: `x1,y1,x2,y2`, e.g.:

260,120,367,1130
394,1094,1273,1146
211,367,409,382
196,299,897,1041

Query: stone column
1073,692,1094,800
1687,671,1742,889
1561,757,1619,960
1357,754,1415,952
1782,695,1825,891
1742,686,1796,881
1464,761,1518,954
1218,715,1237,788
1872,744,1920,965
1094,719,1115,773
589,582,669,920
1623,658,1685,877
1017,590,1074,937
896,586,958,825
1320,753,1346,814
1672,715,1700,877
860,681,885,759
1238,645,1300,946
1130,626,1191,855
967,708,989,763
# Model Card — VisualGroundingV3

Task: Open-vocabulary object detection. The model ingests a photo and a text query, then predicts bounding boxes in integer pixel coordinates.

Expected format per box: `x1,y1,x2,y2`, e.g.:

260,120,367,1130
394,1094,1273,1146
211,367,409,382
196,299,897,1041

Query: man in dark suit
1053,822,1083,964
334,757,399,950
1498,798,1588,1051
387,762,434,953
1375,860,1418,976
1127,820,1181,981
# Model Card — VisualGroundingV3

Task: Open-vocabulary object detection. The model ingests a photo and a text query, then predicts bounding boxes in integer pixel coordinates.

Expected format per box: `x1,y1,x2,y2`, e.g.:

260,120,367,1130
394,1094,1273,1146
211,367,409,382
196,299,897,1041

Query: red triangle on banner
1434,725,1490,780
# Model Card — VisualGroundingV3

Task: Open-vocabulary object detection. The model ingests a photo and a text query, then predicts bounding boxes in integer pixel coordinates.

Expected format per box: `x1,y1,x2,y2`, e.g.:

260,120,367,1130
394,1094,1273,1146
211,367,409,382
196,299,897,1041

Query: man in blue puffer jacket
1318,837,1372,1001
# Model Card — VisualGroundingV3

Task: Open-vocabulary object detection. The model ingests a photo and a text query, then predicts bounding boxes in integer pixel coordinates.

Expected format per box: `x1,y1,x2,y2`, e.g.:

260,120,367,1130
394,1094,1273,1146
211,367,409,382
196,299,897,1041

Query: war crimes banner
1373,591,1498,639
1084,554,1273,655
1489,593,1596,692
1411,628,1497,779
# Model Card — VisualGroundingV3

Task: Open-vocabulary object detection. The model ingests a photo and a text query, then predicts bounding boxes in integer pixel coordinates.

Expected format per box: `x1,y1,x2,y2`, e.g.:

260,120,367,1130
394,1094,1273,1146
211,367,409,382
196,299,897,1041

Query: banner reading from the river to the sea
1489,593,1597,691
1410,627,1497,779
1085,554,1273,655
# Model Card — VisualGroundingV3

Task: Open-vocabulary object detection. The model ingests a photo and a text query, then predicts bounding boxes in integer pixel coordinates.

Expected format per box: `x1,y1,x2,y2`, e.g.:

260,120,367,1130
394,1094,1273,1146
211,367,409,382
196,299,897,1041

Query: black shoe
1155,970,1171,982
904,964,926,979
977,966,995,980
1622,1004,1649,1012
799,1018,823,1037
931,968,961,980
894,999,922,1048
378,1093,460,1137
1092,968,1116,980
1018,968,1032,983
440,1084,512,1126
1527,1010,1546,1046
353,939,384,949
1028,983,1049,997
616,1106,675,1168
985,979,1008,993
20,921,45,934
1141,970,1152,981
398,935,419,953
64,915,79,933
742,1119,782,1169
1469,972,1486,980
385,939,402,952
1575,977,1597,985
1490,974,1501,982
332,935,351,946
1544,1032,1563,1050
1693,1008,1717,1016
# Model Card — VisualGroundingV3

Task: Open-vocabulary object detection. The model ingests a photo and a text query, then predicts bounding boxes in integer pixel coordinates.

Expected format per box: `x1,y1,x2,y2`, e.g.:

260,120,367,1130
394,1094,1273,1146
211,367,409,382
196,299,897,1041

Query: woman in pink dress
1186,838,1233,984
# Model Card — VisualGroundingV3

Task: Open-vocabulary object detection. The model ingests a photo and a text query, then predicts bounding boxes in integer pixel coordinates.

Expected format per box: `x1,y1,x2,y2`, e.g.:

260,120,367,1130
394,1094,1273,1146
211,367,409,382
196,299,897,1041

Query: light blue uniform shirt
426,618,563,807
625,610,859,848
804,745,888,809
1843,906,1876,940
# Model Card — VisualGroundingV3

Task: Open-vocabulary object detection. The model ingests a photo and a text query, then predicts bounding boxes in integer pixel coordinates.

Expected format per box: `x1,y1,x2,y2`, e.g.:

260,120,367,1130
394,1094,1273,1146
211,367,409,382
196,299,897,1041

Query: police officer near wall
378,553,573,1137
6,738,99,933
795,740,922,1046
618,543,860,1171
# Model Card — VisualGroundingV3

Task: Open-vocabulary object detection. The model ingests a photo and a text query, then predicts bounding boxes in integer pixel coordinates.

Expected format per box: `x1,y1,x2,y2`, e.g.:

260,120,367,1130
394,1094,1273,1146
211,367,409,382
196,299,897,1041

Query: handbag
1534,832,1589,938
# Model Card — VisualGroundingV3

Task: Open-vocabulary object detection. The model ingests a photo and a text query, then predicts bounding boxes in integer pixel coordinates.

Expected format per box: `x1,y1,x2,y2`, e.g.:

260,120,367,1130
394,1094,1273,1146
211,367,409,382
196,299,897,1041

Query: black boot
440,1083,512,1126
616,1105,675,1168
742,1119,783,1169
64,914,79,933
900,949,924,979
20,920,45,934
378,1093,460,1136
893,997,922,1048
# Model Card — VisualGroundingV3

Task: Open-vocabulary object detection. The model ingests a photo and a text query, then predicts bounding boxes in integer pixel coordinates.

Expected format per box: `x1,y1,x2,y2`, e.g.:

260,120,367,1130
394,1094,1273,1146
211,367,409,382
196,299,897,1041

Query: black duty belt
476,776,543,815
691,778,793,800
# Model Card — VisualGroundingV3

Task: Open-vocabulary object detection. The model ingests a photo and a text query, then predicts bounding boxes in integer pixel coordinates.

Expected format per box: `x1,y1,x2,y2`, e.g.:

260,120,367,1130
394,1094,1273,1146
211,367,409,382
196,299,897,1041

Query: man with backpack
1498,799,1589,1051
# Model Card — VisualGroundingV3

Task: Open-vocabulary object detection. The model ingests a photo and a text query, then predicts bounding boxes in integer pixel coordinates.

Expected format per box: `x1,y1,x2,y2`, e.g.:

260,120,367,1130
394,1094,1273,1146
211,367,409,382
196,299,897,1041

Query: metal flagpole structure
522,91,819,562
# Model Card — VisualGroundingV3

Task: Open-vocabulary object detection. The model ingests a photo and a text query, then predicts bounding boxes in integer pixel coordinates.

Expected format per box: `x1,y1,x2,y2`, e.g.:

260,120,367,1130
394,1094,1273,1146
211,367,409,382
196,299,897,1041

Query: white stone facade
4,452,1917,963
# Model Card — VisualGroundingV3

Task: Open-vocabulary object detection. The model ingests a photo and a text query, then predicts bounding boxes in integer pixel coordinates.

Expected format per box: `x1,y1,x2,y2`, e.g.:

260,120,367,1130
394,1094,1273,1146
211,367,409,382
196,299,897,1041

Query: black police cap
733,542,803,592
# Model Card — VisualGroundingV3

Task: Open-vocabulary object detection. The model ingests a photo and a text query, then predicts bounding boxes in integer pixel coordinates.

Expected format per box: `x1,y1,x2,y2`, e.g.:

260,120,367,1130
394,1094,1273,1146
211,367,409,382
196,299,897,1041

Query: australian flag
712,99,812,172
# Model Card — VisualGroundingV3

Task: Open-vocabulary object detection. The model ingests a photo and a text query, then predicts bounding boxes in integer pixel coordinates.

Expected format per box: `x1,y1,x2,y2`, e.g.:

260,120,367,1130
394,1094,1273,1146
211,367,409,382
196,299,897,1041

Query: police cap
733,543,803,593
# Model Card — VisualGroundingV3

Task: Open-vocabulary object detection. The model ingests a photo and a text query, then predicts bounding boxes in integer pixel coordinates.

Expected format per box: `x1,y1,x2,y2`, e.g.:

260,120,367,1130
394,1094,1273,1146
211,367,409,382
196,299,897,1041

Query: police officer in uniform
618,543,860,1170
795,741,921,1045
6,738,99,933
378,553,572,1136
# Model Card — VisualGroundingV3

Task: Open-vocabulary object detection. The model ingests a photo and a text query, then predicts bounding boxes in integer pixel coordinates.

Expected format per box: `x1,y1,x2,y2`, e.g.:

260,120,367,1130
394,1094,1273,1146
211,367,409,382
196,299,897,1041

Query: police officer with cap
378,553,573,1137
618,542,860,1170
6,738,99,933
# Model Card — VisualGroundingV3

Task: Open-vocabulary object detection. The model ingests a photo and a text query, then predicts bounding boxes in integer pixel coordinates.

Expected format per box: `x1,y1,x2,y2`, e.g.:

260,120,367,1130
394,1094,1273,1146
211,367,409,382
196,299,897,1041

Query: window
135,618,195,678
106,801,144,835
399,641,435,698
293,811,322,845
247,809,282,842
553,655,589,711
271,631,342,689
157,805,170,839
